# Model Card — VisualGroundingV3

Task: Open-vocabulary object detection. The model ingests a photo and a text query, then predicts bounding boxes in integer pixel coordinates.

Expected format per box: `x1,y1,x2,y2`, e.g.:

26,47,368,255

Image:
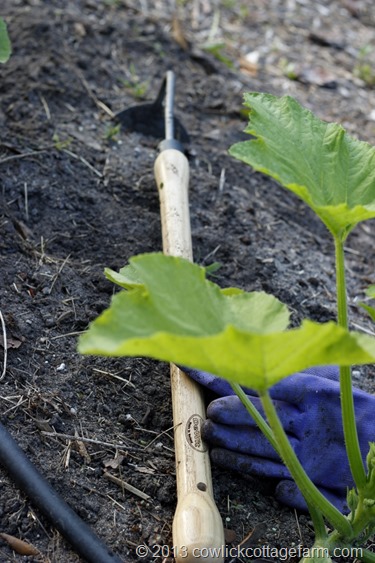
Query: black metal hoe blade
115,70,190,144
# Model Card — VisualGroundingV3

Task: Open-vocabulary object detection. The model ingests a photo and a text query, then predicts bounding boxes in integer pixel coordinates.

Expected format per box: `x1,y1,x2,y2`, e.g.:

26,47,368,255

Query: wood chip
73,439,92,464
103,454,125,470
172,13,189,51
0,532,40,556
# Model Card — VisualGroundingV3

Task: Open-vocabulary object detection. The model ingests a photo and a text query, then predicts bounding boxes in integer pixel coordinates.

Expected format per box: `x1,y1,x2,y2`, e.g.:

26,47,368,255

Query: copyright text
135,543,364,560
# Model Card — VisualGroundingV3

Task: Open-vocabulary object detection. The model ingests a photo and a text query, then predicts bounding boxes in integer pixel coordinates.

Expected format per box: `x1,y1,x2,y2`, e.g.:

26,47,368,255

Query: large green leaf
229,93,375,240
0,18,11,63
78,254,375,391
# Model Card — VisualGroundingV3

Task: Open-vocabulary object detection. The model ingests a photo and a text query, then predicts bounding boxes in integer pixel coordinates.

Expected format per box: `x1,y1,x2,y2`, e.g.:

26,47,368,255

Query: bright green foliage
360,285,375,322
229,93,375,241
78,253,375,392
361,303,375,322
0,18,11,63
201,42,233,68
105,262,144,289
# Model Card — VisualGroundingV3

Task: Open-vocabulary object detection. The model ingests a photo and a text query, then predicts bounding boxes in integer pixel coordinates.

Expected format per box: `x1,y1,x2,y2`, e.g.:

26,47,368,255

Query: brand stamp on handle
185,414,207,452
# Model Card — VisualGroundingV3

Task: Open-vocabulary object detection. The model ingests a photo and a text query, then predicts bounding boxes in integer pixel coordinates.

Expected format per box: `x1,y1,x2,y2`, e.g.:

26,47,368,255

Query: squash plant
79,94,375,562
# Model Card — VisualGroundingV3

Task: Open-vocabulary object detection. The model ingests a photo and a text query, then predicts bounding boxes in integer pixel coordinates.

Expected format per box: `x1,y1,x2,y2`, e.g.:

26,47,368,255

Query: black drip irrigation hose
0,422,123,563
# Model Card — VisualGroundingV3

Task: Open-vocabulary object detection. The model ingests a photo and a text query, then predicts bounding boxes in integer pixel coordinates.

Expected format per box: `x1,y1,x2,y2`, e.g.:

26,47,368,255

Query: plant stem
232,385,333,542
230,383,277,450
306,503,328,541
362,548,375,563
334,236,366,489
260,390,352,537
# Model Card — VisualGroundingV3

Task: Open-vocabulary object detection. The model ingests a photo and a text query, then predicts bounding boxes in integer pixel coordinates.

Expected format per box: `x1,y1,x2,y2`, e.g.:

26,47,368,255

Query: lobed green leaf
229,93,375,240
78,254,375,392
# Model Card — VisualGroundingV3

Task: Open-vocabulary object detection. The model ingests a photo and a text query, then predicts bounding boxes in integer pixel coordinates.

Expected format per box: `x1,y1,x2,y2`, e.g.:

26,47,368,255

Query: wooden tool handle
155,149,224,563
155,149,192,260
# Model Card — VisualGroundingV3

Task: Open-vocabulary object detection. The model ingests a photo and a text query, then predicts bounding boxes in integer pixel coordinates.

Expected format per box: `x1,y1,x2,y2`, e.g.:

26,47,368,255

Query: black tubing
0,422,123,563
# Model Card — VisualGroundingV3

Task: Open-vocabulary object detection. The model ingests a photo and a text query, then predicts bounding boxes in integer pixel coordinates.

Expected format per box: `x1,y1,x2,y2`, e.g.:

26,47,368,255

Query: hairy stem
232,385,332,542
260,390,352,537
335,236,366,489
306,503,328,541
230,382,277,450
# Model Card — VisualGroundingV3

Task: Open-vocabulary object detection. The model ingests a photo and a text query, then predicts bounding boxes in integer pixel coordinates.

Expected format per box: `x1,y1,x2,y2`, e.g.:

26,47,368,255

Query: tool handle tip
173,492,225,563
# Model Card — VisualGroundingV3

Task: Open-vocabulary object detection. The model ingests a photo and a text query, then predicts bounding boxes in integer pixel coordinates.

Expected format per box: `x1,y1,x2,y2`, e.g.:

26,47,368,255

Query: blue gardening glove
183,366,375,512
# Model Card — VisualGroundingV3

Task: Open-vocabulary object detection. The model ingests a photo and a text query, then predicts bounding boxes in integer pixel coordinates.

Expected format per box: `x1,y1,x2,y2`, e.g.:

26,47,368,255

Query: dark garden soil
1,1,375,562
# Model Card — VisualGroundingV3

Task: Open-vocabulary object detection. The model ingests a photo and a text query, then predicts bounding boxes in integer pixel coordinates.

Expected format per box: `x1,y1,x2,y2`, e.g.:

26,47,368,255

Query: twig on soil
50,331,84,339
144,425,175,449
41,431,144,452
66,62,114,118
0,310,8,381
41,430,173,457
60,439,72,469
294,509,304,545
216,167,226,201
102,470,152,502
1,395,28,415
92,367,136,388
76,481,127,510
39,94,51,121
62,148,103,178
48,254,71,295
24,182,29,221
27,506,52,541
351,322,375,336
0,148,51,164
202,244,221,265
0,144,101,180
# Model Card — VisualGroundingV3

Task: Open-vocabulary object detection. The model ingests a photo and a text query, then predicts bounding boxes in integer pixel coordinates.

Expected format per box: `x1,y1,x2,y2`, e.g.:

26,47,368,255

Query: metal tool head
115,71,190,145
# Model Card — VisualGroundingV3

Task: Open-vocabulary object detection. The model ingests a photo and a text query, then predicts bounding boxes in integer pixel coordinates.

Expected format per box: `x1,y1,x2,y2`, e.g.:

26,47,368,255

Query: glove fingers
268,372,335,404
275,480,348,513
181,366,236,396
210,447,290,480
207,396,261,425
203,420,295,459
207,396,299,434
302,365,339,381
182,366,259,398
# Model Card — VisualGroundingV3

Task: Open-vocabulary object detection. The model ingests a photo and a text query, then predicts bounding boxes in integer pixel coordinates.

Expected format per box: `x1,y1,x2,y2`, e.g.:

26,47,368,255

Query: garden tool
117,70,224,563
